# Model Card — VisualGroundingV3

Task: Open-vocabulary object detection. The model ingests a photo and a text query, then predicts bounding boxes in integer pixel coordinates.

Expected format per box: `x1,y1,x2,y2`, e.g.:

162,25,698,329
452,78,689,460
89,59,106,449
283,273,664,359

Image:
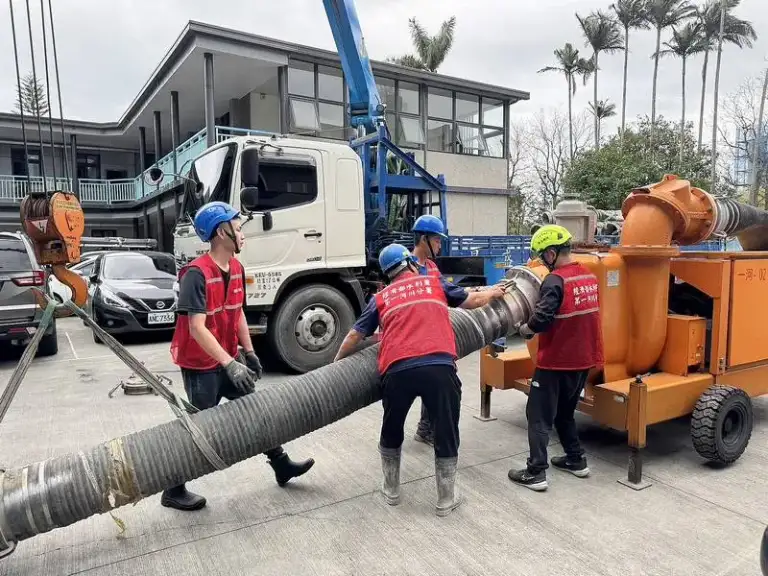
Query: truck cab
172,134,373,373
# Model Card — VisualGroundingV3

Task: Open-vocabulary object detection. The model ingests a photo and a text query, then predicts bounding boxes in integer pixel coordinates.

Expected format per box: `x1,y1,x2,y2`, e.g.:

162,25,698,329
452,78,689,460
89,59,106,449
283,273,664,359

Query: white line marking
65,332,79,360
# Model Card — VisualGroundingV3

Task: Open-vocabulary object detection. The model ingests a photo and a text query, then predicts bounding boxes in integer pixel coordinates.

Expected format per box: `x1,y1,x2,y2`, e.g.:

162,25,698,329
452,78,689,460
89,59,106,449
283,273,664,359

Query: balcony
0,126,275,205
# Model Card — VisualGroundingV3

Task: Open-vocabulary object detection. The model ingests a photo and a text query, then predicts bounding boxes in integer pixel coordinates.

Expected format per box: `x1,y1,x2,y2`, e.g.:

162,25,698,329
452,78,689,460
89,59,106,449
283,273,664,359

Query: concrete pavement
0,317,765,575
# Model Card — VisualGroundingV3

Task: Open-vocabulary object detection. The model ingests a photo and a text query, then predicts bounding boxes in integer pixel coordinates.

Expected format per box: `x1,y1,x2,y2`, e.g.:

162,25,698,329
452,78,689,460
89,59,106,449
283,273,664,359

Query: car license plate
148,311,175,325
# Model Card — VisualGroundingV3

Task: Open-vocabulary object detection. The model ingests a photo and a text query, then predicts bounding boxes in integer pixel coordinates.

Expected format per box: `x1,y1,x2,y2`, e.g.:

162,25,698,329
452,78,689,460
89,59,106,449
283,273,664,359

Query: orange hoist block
19,192,88,307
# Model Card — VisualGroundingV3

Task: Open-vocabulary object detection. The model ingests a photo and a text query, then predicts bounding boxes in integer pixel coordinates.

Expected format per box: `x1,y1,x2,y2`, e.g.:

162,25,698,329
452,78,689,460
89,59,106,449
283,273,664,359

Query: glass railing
1,126,279,204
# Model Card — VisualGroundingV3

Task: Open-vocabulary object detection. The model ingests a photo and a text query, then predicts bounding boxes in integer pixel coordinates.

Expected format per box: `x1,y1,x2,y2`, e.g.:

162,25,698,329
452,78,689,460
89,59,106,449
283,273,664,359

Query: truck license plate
148,311,175,325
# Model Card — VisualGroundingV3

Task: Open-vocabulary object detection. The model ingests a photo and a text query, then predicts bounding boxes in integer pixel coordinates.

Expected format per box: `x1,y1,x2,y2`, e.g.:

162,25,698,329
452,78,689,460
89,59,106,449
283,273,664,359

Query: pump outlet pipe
614,175,768,376
0,267,541,556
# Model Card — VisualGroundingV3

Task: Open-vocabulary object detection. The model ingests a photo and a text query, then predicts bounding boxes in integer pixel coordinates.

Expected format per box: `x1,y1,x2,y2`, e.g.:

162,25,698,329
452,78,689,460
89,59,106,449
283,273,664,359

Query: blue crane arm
321,0,385,133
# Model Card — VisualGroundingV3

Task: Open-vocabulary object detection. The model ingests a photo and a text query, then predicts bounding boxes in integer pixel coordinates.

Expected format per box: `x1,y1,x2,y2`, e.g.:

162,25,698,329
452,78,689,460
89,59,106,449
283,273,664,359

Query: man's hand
486,285,505,300
243,350,264,380
224,359,256,394
515,322,535,340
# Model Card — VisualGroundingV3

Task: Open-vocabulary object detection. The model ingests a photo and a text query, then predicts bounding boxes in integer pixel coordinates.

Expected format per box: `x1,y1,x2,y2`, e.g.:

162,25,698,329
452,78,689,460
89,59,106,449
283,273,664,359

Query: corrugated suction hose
0,266,540,553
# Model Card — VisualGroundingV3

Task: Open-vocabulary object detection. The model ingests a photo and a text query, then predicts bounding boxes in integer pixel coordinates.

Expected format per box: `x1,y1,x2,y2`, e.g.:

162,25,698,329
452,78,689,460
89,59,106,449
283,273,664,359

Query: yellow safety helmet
530,224,572,255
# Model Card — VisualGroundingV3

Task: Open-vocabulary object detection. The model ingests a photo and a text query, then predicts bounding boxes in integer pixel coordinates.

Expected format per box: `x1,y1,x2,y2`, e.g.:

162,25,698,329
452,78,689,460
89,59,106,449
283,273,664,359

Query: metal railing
1,125,280,204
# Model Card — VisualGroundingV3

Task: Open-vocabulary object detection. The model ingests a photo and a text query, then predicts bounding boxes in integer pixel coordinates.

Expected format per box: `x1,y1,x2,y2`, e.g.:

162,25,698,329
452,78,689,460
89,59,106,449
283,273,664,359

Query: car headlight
99,287,129,308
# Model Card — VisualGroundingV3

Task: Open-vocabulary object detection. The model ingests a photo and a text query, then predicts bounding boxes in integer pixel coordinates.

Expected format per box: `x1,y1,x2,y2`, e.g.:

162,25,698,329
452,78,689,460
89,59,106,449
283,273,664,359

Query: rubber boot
435,457,463,517
379,445,401,506
266,446,315,486
160,484,207,511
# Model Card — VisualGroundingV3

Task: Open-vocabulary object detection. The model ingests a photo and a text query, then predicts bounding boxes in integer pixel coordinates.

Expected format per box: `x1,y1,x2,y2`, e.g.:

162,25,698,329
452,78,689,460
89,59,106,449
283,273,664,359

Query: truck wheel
270,284,355,373
691,385,753,465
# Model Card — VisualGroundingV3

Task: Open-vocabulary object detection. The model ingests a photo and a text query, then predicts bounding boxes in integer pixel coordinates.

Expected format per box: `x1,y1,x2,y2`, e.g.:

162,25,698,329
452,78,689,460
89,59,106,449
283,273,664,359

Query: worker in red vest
410,214,445,446
165,201,315,511
410,214,501,445
334,243,504,516
508,224,604,492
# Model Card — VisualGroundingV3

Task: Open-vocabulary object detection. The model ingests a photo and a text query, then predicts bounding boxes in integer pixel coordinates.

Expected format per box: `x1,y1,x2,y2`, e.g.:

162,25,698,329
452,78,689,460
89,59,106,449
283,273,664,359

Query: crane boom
321,0,385,134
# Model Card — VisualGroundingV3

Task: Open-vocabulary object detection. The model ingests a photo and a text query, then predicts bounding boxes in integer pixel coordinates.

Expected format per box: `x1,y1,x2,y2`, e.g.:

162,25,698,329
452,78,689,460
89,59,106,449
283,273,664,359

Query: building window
290,99,320,132
288,60,347,140
398,116,424,148
77,153,101,179
426,89,506,158
288,61,315,98
11,148,41,177
398,82,420,115
318,65,343,102
91,229,117,237
428,88,453,120
372,76,424,148
427,120,453,153
319,102,345,136
376,78,396,113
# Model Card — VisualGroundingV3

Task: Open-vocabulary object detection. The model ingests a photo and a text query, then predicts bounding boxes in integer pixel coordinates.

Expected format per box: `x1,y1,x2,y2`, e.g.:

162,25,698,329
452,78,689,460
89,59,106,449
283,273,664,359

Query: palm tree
658,22,706,166
537,43,594,162
576,10,625,149
610,0,651,146
644,0,695,149
589,99,617,145
387,17,457,72
695,0,757,152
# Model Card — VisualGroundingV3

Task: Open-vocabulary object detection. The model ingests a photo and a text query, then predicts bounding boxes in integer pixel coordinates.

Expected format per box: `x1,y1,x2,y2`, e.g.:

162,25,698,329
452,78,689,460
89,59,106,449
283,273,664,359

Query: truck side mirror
240,186,260,211
144,167,164,186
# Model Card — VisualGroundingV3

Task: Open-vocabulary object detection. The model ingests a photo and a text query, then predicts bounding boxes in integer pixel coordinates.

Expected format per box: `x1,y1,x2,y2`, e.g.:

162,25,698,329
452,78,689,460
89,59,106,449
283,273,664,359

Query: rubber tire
37,322,59,357
269,284,355,373
691,385,753,465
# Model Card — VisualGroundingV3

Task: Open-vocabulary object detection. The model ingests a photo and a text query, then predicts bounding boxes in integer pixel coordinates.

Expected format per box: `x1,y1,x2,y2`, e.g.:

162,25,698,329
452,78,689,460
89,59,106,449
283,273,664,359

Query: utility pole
750,64,768,206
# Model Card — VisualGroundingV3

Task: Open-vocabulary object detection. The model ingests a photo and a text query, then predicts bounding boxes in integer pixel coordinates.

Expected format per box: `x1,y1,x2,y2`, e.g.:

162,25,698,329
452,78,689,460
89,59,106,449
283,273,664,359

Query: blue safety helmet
412,214,447,239
378,243,416,276
193,201,241,242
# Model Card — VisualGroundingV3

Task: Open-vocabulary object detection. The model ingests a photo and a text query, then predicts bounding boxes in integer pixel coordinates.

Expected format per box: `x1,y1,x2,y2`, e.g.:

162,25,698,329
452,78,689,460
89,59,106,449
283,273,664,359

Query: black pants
181,367,283,461
380,364,462,458
526,367,588,475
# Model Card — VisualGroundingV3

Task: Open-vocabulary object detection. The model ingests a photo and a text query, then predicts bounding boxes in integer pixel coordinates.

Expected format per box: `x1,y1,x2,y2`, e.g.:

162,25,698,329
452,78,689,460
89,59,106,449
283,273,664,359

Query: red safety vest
423,259,441,278
374,271,457,374
536,262,604,371
170,253,244,371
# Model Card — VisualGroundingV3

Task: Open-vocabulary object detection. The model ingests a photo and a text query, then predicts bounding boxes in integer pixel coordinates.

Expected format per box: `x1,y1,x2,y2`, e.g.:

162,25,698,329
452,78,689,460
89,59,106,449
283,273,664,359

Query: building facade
0,21,529,249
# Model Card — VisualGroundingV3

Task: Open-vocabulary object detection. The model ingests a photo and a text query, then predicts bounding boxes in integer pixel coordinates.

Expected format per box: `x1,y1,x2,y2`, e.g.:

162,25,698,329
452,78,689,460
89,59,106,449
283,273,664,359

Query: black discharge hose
0,267,540,554
712,198,768,251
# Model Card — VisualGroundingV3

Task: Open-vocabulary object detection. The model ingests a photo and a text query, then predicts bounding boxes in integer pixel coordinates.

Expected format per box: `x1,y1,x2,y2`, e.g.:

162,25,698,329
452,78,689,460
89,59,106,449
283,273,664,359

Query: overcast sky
1,0,766,139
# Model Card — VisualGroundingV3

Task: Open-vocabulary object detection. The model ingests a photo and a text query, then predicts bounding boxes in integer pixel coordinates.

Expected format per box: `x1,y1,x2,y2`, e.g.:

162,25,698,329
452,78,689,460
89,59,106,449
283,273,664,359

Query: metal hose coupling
0,266,540,556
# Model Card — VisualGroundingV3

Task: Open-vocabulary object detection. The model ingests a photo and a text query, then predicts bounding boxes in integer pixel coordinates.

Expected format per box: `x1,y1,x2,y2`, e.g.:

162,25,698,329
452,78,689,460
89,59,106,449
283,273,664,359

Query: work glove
224,359,256,394
515,322,535,340
243,350,264,380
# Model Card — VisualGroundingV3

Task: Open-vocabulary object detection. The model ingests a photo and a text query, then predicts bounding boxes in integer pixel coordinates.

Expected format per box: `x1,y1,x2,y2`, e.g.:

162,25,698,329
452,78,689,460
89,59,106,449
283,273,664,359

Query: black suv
0,232,58,356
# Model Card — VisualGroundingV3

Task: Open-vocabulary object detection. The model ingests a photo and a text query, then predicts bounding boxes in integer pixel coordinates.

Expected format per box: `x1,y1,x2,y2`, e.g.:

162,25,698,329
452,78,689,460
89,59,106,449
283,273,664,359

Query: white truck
171,135,375,373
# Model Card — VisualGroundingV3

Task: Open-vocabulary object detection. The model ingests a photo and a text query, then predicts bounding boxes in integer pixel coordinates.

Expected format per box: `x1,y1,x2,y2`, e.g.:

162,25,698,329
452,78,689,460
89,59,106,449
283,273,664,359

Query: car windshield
102,253,176,280
0,237,32,272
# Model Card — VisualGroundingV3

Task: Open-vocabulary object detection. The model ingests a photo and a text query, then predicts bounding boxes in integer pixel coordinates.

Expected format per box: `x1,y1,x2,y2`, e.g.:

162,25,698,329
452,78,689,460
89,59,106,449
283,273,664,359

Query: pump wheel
691,385,753,465
270,284,355,373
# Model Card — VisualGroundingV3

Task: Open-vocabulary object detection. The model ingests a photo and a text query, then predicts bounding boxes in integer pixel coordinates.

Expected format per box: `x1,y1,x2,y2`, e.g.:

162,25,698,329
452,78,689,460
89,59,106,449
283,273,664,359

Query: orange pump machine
479,175,768,488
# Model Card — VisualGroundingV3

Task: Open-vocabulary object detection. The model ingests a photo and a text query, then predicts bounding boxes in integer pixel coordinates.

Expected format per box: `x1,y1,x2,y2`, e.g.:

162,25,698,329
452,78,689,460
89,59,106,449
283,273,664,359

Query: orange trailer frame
478,250,768,489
